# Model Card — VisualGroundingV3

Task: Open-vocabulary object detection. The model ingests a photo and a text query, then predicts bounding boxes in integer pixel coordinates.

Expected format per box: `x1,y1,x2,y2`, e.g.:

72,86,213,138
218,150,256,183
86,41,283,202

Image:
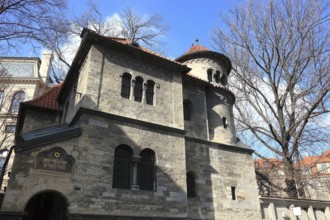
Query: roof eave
15,103,62,140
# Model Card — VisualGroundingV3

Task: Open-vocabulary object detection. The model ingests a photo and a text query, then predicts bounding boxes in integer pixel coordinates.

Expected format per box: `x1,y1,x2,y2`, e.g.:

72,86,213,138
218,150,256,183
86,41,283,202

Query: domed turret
176,44,232,88
177,44,236,145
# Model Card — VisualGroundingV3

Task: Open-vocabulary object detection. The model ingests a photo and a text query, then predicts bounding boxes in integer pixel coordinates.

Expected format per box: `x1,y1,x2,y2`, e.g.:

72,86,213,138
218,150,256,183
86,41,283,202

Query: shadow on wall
185,138,216,220
15,94,195,219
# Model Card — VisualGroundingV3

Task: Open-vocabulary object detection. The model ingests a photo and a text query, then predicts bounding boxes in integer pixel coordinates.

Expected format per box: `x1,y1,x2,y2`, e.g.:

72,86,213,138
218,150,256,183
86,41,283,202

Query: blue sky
65,0,233,59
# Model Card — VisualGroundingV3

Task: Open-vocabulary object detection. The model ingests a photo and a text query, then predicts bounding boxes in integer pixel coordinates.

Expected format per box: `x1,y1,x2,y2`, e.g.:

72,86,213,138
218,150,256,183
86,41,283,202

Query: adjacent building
0,28,261,220
255,150,330,201
0,53,54,191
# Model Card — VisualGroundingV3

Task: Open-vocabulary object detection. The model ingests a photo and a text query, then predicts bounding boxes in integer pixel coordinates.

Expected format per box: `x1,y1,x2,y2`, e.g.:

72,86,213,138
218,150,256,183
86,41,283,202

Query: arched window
10,91,25,112
183,100,192,121
138,149,155,190
146,80,155,105
214,71,220,83
187,172,196,197
112,145,132,189
134,77,143,102
220,72,227,86
121,73,131,99
207,69,213,82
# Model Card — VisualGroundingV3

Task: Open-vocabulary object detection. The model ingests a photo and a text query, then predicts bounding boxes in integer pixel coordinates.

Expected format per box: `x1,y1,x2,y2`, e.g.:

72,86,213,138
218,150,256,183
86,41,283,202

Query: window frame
187,172,197,198
183,100,192,121
0,91,4,110
134,77,143,102
121,73,132,99
5,124,16,133
112,145,133,189
146,80,155,105
138,149,156,191
9,91,25,113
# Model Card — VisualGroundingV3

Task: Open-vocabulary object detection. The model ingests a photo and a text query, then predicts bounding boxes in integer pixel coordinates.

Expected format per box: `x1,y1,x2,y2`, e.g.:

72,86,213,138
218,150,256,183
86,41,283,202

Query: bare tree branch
213,0,330,198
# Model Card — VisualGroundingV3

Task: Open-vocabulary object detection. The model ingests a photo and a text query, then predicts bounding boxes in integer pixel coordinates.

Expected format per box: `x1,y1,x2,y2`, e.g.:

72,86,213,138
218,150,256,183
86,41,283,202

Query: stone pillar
142,83,147,104
268,203,276,220
130,79,135,101
325,206,330,220
131,155,140,190
308,206,316,220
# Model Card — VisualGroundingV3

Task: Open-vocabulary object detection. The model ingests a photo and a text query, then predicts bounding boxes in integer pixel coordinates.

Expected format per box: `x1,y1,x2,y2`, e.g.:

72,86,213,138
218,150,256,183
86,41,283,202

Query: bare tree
120,7,168,48
0,0,69,54
48,1,169,80
213,0,330,198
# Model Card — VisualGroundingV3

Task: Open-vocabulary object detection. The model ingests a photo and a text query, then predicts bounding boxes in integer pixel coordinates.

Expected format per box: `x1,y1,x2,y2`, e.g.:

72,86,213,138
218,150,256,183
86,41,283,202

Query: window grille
10,91,25,112
187,172,196,197
146,80,154,105
112,146,132,189
121,73,131,99
138,149,155,190
134,77,143,102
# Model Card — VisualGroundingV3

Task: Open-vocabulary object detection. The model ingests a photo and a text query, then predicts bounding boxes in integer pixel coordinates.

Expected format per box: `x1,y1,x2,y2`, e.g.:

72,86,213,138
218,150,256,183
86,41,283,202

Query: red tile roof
109,37,184,65
26,83,63,110
183,44,209,55
255,150,330,175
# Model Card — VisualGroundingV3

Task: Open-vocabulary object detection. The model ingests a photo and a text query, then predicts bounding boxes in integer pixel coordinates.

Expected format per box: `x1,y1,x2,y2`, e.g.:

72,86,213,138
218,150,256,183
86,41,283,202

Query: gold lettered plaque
36,147,74,173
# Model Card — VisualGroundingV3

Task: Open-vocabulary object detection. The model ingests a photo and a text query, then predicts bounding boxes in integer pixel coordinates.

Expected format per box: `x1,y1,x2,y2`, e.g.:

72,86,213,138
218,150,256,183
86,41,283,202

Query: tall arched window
121,73,131,99
220,72,227,86
138,149,155,190
183,100,192,121
207,69,213,82
187,172,196,197
10,91,25,112
214,71,220,83
134,77,143,102
112,145,132,189
146,80,155,105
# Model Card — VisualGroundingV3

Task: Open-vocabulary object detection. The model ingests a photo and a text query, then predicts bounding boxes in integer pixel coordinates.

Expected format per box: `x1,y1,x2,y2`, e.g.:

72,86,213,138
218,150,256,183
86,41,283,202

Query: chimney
39,51,53,84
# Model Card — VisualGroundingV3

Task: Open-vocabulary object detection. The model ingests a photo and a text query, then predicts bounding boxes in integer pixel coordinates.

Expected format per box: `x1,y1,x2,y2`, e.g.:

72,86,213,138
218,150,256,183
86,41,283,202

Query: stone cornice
185,136,254,154
71,107,186,136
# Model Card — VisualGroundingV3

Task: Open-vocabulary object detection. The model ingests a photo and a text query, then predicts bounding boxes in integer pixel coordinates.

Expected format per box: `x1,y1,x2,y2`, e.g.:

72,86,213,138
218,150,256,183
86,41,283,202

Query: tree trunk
283,156,298,198
294,150,306,198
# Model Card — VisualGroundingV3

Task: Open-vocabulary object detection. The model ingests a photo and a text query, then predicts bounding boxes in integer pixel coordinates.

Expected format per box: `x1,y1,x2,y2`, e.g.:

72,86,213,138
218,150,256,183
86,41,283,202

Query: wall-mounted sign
36,147,74,173
293,207,302,216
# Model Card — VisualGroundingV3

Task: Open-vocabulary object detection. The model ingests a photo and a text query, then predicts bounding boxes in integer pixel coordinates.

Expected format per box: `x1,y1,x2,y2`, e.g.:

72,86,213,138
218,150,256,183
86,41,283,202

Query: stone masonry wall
2,112,188,219
182,78,208,140
72,45,184,130
185,139,261,220
22,109,60,133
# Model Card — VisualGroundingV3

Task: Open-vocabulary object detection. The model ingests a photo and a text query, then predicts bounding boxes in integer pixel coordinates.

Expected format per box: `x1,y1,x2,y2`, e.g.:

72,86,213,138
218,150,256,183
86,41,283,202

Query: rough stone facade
0,29,261,220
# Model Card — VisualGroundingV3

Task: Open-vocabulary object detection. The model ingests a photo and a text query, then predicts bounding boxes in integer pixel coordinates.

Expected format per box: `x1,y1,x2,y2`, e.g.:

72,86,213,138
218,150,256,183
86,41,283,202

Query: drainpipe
0,145,15,192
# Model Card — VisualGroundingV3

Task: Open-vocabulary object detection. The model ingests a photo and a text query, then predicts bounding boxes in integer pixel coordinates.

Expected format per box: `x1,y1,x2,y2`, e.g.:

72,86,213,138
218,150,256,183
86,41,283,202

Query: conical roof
175,44,232,74
183,44,209,55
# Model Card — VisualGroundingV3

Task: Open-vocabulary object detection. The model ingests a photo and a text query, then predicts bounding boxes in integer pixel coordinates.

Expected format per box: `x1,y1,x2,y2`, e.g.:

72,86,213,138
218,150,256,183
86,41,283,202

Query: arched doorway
24,191,68,220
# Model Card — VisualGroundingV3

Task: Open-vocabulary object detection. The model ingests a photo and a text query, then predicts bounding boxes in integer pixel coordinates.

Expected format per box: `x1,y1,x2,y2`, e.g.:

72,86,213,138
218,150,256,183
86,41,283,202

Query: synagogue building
0,28,261,220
